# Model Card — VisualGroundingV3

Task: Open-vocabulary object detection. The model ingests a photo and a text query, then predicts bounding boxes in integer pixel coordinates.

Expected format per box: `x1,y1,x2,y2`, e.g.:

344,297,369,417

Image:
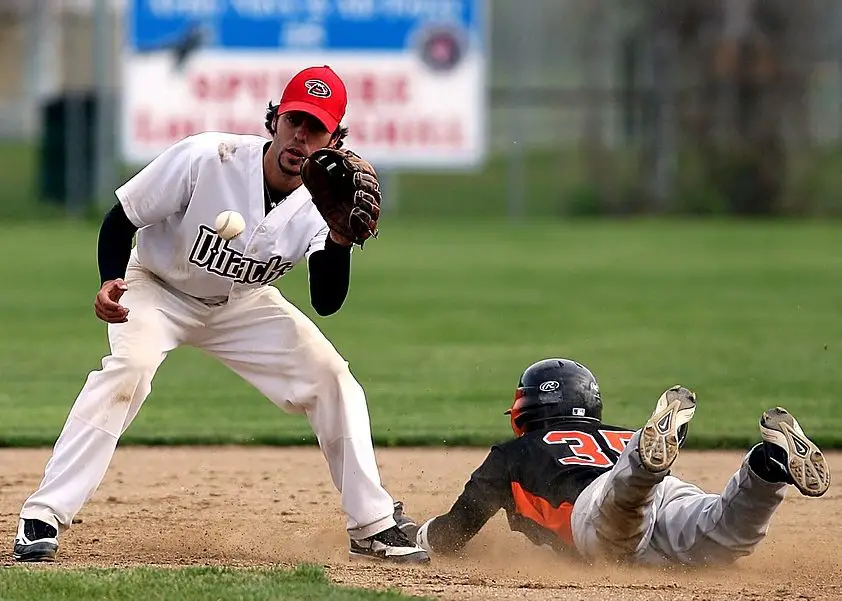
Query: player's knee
296,345,359,404
314,357,354,395
308,342,351,379
106,348,161,378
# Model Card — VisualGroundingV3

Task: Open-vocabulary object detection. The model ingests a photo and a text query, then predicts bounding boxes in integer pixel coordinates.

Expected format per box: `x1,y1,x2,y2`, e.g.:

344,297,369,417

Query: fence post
649,17,677,212
93,0,116,215
506,3,530,222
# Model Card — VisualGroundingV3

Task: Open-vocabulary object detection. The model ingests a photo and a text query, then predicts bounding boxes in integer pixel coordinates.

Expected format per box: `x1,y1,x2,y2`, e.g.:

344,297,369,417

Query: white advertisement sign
123,1,487,169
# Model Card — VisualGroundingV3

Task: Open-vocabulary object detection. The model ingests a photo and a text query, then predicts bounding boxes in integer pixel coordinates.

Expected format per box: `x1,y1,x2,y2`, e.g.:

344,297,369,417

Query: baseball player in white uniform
13,65,429,564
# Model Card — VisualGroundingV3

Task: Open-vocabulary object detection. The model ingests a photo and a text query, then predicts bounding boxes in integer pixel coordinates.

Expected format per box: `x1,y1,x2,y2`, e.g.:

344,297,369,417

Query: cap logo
304,79,332,98
572,408,586,416
539,380,560,392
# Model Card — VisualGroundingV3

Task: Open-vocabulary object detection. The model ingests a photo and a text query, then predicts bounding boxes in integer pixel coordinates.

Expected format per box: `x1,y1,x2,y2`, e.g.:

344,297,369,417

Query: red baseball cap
276,65,347,132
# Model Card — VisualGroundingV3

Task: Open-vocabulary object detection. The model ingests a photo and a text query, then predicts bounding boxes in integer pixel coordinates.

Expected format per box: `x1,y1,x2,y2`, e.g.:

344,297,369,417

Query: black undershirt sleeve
426,446,512,553
307,236,352,316
97,203,139,285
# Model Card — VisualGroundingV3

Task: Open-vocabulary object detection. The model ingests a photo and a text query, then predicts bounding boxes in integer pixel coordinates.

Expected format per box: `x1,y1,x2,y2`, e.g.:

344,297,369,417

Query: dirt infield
1,447,840,600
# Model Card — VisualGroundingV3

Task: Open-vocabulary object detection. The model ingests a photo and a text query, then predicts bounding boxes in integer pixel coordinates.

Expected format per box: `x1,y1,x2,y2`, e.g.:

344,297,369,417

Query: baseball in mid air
214,210,245,240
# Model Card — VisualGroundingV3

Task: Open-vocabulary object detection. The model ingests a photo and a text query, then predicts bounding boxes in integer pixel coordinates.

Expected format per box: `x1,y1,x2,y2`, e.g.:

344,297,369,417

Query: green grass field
0,218,840,449
0,564,425,601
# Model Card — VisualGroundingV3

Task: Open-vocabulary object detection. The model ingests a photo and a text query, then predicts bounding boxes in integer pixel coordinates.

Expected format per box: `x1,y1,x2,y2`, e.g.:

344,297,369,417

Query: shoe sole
13,544,58,562
639,386,697,473
761,408,830,497
349,550,430,564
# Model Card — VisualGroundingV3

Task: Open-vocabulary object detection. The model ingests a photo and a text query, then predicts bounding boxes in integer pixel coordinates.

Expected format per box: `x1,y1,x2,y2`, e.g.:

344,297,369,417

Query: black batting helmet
505,358,602,437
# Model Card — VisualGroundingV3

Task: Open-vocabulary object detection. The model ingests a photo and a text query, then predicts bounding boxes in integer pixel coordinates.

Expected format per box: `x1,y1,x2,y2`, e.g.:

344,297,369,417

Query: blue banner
130,0,484,52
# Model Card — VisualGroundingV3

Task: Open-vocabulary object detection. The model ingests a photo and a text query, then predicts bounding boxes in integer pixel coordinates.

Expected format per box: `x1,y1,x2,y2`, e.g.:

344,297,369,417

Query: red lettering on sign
216,116,265,136
359,75,376,105
135,111,205,145
243,73,270,101
192,73,210,100
190,71,271,102
188,68,412,106
344,73,411,106
347,117,464,148
392,77,409,103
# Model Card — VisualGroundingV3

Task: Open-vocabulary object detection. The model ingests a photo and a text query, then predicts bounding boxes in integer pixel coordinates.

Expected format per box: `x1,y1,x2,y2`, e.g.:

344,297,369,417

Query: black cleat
13,519,59,562
349,524,430,564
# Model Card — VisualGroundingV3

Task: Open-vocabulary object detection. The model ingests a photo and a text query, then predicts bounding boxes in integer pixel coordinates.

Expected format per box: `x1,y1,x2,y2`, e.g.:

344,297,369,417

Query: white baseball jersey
115,132,331,301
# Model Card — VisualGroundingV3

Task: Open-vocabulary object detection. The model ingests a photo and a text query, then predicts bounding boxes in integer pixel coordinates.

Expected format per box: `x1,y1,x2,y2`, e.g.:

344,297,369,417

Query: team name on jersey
188,225,294,285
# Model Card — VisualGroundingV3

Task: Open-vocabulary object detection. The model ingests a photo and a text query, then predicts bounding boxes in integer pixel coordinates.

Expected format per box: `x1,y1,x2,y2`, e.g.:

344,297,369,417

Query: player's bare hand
95,279,130,323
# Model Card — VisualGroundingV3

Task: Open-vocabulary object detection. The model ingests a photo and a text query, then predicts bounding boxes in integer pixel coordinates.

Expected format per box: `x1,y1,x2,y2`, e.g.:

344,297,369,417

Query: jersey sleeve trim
114,186,144,229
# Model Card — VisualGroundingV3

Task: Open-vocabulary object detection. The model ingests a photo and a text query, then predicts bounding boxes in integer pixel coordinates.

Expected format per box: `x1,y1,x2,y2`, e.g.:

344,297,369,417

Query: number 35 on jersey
543,429,635,468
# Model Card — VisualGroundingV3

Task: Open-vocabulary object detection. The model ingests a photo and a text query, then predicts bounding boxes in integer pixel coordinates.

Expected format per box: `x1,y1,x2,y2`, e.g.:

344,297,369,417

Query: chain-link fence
3,0,842,219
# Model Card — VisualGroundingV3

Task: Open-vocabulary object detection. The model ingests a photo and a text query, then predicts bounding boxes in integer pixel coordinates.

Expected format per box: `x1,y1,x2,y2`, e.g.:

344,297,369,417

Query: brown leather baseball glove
300,148,381,247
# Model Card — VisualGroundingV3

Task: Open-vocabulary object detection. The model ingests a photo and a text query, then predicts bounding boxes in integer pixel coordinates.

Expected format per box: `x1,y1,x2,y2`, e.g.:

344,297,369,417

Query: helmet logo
305,79,332,98
572,407,586,416
539,380,560,392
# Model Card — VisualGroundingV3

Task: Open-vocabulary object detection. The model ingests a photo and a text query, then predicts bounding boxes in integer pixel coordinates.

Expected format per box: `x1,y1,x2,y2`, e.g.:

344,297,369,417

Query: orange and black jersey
424,419,635,554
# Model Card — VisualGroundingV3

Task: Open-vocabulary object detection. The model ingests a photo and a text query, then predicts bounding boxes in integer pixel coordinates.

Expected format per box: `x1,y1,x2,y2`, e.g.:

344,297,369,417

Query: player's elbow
311,296,345,317
309,280,349,316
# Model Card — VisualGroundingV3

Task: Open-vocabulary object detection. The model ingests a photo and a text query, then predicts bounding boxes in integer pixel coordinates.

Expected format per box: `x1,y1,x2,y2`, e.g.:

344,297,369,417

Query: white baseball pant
571,431,787,565
20,260,396,539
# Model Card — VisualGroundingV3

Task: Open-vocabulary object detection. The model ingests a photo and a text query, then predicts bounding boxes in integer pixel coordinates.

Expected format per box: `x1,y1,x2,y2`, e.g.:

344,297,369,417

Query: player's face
273,111,335,177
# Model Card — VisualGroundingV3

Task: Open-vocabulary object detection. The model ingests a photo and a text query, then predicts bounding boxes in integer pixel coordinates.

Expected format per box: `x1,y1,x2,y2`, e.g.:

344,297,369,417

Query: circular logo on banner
416,25,466,72
539,380,560,393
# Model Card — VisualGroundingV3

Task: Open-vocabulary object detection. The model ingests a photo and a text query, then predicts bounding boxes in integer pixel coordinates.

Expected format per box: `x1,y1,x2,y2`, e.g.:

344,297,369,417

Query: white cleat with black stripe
760,407,830,497
639,385,697,473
